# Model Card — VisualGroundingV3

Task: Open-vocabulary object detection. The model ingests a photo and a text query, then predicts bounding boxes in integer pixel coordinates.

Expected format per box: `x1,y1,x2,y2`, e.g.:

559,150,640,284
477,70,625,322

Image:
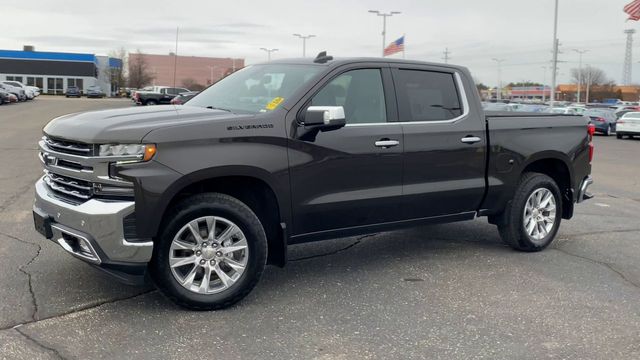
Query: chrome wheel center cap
201,247,216,260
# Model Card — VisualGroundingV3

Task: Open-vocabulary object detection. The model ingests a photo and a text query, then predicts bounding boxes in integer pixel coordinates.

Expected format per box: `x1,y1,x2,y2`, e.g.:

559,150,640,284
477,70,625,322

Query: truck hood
43,105,248,143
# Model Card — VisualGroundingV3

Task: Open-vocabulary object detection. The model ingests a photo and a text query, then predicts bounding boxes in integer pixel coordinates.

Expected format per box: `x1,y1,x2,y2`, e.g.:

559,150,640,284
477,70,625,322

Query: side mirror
303,106,346,129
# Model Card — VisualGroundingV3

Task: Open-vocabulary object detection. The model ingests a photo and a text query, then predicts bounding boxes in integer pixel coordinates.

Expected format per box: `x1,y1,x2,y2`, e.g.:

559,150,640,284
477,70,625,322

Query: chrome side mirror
304,106,346,128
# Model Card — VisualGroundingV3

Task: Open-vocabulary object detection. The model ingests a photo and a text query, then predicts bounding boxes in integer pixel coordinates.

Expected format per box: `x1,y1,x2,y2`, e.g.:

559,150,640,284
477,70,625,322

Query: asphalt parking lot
1,97,639,359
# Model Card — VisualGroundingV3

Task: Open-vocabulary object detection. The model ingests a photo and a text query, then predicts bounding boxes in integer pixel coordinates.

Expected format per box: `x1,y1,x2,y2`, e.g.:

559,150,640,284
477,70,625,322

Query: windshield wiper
206,106,232,113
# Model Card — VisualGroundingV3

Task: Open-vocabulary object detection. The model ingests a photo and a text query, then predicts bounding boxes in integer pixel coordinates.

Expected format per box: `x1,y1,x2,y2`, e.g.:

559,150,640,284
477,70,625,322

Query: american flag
383,36,405,56
624,0,640,21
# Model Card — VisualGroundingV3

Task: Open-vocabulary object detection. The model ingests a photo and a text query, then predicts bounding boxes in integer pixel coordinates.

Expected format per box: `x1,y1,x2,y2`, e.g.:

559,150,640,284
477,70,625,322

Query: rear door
391,65,487,219
288,65,405,237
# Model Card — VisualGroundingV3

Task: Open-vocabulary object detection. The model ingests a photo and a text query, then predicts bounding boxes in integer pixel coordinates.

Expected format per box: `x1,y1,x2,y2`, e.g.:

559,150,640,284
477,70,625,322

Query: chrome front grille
44,137,94,156
44,171,92,200
39,136,134,203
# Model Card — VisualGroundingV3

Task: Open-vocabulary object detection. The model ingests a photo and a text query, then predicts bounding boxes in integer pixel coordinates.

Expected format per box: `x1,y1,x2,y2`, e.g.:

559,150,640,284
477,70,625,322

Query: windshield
187,64,323,114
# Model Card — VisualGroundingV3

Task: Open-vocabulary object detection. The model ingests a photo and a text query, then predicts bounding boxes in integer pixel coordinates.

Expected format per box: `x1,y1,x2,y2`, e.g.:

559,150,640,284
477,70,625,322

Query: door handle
460,136,482,144
375,139,400,148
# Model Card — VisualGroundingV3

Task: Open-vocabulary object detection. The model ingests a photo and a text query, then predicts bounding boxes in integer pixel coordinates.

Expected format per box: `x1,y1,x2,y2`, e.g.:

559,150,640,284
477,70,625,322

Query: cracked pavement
1,97,639,359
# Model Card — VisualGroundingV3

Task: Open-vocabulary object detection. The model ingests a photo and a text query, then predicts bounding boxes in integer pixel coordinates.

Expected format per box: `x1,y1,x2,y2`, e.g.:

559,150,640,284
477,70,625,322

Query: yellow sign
265,97,284,110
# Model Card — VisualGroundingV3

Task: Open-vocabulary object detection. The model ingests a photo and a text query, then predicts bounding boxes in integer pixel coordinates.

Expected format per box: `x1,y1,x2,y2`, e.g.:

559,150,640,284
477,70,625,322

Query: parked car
584,109,617,135
0,89,10,104
482,102,512,111
2,81,36,100
545,107,577,115
515,104,549,112
170,91,199,105
86,85,105,98
133,86,190,105
0,83,26,101
616,112,640,139
33,56,593,310
65,86,81,98
26,86,41,97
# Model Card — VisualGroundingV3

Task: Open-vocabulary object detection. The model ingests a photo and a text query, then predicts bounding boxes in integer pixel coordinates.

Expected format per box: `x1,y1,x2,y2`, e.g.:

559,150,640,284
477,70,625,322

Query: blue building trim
109,57,123,68
0,50,97,63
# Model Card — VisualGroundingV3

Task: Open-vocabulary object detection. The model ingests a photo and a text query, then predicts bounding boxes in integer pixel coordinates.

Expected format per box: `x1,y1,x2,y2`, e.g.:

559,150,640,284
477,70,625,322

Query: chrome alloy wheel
169,216,249,294
523,188,557,243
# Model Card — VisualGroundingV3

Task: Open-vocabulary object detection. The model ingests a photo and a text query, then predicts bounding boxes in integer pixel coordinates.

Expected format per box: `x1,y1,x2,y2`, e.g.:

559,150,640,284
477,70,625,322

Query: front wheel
145,100,157,106
150,193,267,310
498,172,562,252
617,133,623,139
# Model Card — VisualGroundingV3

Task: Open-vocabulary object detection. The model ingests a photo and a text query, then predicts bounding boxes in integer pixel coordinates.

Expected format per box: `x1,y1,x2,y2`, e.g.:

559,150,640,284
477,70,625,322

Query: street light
492,58,506,100
550,0,559,107
573,49,589,103
293,34,316,57
368,10,401,56
259,48,278,61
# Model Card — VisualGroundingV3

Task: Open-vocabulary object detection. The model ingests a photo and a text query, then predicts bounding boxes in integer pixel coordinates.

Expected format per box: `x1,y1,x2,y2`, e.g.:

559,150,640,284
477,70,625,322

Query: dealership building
0,46,122,96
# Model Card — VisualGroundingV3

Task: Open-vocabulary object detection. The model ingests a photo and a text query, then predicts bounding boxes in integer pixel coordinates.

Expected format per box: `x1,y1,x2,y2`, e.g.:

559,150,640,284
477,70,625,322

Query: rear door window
395,70,463,122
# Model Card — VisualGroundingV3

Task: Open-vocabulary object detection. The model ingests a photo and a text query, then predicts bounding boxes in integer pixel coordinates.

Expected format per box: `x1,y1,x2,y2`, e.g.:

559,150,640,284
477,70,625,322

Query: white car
26,86,40,96
545,107,577,115
2,81,35,100
616,112,640,139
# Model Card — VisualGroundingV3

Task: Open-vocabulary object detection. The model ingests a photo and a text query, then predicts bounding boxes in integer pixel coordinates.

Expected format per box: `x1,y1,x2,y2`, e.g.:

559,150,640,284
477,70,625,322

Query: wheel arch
520,152,574,219
156,166,289,267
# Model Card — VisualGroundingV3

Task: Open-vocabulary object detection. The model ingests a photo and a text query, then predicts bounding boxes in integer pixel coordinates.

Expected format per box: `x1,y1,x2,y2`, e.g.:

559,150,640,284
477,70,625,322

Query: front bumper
33,177,153,283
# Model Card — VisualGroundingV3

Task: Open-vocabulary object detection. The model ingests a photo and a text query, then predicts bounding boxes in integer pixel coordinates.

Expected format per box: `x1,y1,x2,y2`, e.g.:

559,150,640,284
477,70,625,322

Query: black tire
145,99,157,106
498,172,563,252
603,125,610,136
617,133,623,139
150,193,267,310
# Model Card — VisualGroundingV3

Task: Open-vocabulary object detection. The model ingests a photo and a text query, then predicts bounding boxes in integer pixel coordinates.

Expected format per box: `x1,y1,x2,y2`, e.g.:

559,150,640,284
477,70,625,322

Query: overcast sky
1,0,638,86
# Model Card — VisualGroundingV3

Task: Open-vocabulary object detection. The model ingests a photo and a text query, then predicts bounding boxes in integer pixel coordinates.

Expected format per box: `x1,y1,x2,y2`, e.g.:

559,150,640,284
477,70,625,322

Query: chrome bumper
577,175,594,203
33,177,153,264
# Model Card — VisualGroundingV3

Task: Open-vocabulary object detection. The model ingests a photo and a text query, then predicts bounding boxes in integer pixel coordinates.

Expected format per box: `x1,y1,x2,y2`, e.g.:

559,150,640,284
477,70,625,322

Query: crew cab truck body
133,86,190,106
34,56,594,309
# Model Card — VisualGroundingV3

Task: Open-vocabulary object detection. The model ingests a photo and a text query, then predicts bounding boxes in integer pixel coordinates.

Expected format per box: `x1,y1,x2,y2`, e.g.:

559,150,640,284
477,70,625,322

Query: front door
288,66,404,237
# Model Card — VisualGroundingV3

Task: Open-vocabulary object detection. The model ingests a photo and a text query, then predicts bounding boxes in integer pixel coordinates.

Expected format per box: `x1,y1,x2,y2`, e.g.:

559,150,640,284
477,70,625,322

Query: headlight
99,144,156,163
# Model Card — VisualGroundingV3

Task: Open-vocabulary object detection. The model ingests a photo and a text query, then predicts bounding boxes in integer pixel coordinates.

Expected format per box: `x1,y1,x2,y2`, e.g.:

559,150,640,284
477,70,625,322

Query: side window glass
396,70,463,121
311,69,387,124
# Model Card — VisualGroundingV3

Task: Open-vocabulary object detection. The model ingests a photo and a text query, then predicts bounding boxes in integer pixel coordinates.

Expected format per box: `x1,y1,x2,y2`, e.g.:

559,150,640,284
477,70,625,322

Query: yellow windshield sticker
265,97,284,110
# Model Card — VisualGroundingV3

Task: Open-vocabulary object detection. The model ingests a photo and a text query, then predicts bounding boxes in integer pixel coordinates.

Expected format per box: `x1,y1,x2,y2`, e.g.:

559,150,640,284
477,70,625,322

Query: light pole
368,10,401,56
293,34,316,57
573,49,589,103
585,65,591,104
541,66,548,102
550,0,559,106
492,58,506,100
260,48,278,61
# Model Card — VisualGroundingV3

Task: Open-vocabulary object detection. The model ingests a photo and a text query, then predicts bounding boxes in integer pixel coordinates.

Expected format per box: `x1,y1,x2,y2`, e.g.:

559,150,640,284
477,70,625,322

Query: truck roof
262,56,469,73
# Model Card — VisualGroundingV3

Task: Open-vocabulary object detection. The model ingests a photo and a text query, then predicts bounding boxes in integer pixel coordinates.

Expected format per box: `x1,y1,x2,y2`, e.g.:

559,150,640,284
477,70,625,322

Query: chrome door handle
375,140,400,148
460,136,482,144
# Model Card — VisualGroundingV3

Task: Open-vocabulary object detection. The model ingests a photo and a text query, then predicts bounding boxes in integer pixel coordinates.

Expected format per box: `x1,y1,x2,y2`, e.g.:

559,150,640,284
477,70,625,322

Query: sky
1,0,638,87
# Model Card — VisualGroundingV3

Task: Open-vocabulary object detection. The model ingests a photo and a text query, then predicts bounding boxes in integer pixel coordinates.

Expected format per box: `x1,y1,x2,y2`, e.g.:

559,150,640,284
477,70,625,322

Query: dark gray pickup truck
33,53,594,309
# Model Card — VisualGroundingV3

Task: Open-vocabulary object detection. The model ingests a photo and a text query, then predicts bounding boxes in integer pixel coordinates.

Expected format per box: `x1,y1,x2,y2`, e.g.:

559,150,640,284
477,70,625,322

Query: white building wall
1,73,98,95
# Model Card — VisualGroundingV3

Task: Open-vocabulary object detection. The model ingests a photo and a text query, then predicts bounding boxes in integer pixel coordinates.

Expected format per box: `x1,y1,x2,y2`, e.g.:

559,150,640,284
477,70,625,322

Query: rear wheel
617,133,623,139
498,172,562,252
603,125,610,136
150,193,267,310
145,99,157,106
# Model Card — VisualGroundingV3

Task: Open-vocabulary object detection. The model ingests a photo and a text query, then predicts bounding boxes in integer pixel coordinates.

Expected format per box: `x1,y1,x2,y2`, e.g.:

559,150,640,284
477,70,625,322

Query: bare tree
108,47,127,95
181,78,205,91
128,50,154,88
571,66,608,87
